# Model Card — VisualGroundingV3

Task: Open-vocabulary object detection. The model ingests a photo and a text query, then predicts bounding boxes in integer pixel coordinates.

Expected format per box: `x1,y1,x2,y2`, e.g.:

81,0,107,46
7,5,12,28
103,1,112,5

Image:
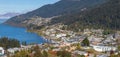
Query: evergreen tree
0,37,20,49
82,38,90,46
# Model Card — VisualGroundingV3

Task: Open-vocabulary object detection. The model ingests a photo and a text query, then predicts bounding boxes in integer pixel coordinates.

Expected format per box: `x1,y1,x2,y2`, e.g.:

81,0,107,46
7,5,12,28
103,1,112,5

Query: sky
0,0,59,14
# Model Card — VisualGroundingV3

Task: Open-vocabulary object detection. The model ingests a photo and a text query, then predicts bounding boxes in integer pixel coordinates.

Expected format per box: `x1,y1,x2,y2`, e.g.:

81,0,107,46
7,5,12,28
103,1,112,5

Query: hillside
4,0,106,26
50,0,120,31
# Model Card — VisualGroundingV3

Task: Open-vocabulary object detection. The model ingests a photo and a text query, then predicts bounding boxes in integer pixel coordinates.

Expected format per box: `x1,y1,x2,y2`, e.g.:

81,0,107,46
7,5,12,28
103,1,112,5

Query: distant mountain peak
0,12,20,19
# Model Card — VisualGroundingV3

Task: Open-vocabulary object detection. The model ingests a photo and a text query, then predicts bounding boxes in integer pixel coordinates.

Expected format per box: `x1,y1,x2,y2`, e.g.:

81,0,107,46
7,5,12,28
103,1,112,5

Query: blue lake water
0,19,45,44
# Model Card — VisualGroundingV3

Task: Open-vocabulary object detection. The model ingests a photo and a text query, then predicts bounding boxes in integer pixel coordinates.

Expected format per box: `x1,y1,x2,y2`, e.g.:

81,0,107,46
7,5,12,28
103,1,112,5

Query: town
1,24,120,57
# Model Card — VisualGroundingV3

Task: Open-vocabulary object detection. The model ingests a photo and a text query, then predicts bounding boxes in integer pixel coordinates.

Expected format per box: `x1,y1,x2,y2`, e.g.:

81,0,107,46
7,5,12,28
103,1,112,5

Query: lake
0,19,46,44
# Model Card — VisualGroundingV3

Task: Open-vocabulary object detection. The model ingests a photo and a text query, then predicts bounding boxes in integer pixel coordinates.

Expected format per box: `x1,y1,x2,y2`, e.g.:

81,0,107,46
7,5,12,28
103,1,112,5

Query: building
0,47,4,55
72,50,88,56
92,45,117,52
7,48,21,54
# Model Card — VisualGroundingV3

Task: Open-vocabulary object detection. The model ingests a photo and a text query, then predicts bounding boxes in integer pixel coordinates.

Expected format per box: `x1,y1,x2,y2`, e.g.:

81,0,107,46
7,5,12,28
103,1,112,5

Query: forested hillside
50,0,120,31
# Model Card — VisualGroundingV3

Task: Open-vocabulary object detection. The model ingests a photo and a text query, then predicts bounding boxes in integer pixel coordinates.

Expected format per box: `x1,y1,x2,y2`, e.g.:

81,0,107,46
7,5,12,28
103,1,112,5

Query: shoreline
27,29,52,44
0,23,46,44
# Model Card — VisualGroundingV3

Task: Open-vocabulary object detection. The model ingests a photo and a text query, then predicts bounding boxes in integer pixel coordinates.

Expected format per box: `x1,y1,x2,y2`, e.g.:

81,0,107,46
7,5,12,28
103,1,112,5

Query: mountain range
0,13,20,19
5,0,120,31
5,0,107,26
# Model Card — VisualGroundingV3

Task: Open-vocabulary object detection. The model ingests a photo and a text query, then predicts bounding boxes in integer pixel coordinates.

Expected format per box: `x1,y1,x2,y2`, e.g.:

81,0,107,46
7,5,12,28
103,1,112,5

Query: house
97,54,108,57
0,47,4,55
7,48,21,54
72,50,94,57
72,50,88,56
52,48,60,51
56,33,67,38
92,45,117,52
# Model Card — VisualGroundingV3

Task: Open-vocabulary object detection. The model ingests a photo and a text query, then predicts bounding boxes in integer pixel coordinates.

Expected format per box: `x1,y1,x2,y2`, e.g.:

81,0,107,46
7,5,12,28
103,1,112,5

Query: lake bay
0,19,45,44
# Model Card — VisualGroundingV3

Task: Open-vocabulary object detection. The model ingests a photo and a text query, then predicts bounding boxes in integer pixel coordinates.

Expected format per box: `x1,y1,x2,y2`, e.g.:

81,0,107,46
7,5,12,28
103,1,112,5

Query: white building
56,34,67,38
7,48,21,54
0,47,4,55
72,50,88,56
92,45,117,52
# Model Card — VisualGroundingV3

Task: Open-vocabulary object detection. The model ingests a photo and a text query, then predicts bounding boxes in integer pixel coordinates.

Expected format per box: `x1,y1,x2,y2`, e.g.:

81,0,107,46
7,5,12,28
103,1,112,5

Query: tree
76,43,82,50
0,37,20,49
118,45,120,51
82,38,90,46
78,55,85,57
110,54,118,57
43,50,48,57
57,51,71,57
22,41,27,46
33,45,43,57
94,54,97,57
12,50,30,57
